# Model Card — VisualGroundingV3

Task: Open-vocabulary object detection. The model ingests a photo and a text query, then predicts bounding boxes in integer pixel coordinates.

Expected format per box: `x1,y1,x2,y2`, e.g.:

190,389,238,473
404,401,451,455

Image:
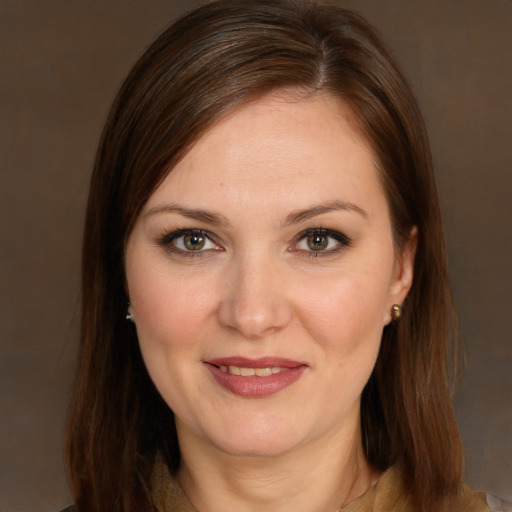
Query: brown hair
65,1,462,510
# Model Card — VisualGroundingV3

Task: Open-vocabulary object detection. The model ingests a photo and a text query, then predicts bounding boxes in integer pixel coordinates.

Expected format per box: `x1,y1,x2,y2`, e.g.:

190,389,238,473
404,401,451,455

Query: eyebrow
144,203,231,227
145,200,367,227
282,201,368,226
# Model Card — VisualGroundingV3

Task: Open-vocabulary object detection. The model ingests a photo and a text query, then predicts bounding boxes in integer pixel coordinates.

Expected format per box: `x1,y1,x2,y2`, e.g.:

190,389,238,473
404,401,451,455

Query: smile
205,357,307,397
218,365,289,377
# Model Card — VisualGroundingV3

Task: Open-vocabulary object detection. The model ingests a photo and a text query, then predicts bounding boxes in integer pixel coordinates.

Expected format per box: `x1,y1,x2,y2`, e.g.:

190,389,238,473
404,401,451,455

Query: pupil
184,234,205,250
308,234,327,251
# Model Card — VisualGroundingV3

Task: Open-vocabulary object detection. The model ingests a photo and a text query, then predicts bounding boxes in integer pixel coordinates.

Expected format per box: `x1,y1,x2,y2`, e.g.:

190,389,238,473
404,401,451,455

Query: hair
65,1,462,511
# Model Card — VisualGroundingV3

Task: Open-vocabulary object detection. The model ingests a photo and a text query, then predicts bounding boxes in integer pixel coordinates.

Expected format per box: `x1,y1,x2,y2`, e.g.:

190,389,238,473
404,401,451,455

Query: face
125,93,415,461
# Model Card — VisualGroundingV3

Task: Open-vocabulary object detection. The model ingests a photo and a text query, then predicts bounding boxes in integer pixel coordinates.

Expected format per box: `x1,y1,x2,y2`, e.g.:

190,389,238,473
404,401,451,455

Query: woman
64,1,495,511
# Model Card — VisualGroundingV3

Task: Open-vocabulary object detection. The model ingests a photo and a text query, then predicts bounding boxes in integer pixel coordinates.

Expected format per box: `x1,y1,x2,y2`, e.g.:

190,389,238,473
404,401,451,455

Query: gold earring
391,304,401,321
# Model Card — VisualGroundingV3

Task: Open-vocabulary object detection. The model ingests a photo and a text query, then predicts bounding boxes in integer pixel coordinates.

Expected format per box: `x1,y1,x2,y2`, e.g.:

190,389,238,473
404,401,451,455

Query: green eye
161,229,218,253
294,228,351,255
307,234,328,251
184,233,206,251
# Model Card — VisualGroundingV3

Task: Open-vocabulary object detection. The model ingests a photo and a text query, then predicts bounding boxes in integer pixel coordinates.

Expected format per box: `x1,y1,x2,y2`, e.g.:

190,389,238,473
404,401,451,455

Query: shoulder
59,507,76,512
441,484,512,512
486,493,512,512
370,465,495,512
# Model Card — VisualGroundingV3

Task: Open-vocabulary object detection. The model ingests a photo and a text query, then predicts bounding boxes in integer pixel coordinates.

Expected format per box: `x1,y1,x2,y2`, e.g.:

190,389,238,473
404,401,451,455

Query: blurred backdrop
0,1,510,510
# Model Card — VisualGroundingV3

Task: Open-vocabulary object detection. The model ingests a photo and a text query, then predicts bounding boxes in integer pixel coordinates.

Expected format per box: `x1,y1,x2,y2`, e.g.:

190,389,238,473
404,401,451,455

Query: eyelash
157,227,351,258
158,229,221,258
291,228,352,258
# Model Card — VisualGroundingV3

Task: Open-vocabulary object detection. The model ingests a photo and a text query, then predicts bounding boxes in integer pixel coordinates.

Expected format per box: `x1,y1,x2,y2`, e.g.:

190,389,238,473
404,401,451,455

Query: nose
218,253,292,339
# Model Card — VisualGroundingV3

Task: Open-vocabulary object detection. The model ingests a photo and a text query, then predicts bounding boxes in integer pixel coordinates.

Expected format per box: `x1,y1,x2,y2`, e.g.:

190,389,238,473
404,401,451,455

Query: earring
391,304,402,321
126,304,135,323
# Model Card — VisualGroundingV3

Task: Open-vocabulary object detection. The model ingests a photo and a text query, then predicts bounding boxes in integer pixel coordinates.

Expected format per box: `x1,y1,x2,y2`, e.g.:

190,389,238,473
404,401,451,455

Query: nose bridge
218,248,291,339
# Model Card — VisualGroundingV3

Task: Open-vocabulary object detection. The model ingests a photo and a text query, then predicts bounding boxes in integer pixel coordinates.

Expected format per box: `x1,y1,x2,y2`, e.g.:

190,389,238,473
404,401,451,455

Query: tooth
222,365,290,376
228,366,241,375
255,367,272,377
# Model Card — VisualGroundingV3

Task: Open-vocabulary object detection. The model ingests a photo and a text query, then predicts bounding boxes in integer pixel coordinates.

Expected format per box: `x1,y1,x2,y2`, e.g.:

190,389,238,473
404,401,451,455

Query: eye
160,229,221,254
294,228,350,255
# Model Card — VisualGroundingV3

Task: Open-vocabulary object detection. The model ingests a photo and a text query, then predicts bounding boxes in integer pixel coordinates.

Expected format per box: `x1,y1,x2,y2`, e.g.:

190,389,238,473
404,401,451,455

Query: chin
214,437,301,459
203,416,313,459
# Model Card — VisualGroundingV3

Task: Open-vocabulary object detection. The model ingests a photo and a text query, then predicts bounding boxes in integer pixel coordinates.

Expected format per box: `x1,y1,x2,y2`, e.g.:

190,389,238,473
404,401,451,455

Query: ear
384,226,418,325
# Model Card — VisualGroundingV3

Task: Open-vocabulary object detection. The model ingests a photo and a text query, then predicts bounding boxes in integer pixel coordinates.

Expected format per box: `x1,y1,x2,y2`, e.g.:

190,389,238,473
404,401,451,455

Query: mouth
216,365,290,377
204,357,307,397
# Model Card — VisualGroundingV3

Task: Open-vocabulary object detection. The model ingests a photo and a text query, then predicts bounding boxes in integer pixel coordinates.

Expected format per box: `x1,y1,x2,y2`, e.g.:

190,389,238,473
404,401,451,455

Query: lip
207,356,305,368
205,357,307,398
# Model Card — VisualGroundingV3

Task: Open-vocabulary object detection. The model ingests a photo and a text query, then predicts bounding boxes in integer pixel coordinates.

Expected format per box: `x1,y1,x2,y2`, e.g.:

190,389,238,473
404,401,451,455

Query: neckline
151,457,396,512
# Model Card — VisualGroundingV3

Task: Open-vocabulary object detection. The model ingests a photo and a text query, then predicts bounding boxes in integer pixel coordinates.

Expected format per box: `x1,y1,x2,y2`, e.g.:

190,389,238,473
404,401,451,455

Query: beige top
151,459,490,512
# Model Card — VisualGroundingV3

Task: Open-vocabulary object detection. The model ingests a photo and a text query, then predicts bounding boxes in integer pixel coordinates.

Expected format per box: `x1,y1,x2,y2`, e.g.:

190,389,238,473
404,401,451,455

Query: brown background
1,1,511,511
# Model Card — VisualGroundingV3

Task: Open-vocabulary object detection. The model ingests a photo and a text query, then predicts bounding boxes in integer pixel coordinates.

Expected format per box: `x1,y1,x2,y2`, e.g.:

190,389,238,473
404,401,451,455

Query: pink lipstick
204,357,307,397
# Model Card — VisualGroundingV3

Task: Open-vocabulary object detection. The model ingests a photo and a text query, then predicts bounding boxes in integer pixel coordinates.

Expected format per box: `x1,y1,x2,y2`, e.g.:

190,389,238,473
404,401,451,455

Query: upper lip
206,357,306,368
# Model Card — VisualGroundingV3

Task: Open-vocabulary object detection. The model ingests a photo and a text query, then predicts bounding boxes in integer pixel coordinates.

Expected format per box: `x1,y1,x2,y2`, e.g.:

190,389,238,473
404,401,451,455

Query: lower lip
205,364,306,398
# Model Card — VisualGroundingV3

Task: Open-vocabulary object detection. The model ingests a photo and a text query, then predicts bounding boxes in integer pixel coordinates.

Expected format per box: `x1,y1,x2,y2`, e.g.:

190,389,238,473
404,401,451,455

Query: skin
125,92,416,512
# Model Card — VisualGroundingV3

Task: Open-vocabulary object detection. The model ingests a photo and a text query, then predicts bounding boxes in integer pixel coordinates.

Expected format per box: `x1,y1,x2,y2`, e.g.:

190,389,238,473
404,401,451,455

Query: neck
176,420,377,512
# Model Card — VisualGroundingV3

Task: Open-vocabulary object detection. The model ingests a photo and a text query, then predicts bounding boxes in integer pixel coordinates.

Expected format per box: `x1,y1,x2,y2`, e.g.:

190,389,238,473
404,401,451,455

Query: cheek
295,266,392,358
128,269,220,413
295,270,391,411
132,273,216,350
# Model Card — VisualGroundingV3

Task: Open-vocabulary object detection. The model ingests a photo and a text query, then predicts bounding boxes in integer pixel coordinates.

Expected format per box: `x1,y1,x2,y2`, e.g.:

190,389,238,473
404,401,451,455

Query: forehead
143,92,385,218
183,92,372,170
